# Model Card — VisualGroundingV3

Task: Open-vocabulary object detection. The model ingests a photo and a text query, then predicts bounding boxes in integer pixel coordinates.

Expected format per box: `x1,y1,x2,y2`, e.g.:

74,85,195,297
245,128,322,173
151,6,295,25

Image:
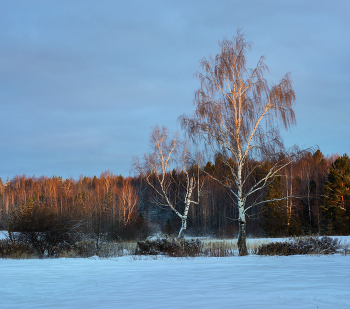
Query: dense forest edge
1,150,350,241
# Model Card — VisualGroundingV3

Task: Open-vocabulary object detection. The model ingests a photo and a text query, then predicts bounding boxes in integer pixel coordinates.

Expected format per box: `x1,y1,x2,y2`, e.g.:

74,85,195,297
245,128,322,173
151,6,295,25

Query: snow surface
0,231,8,240
1,255,350,309
1,232,349,308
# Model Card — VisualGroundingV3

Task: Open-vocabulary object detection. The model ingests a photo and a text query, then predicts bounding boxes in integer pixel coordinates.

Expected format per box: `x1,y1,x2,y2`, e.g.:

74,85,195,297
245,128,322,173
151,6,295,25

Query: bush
255,236,342,256
8,199,84,257
46,239,138,258
135,237,202,257
0,239,35,259
107,216,157,242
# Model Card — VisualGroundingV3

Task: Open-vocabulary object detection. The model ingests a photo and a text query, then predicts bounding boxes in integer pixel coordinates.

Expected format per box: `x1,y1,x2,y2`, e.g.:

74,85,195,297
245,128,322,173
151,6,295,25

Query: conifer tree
260,176,288,237
322,154,350,235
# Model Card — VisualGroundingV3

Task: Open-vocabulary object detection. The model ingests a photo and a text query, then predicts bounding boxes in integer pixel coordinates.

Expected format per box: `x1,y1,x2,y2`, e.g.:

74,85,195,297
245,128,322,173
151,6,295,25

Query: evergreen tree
260,176,288,237
321,154,350,235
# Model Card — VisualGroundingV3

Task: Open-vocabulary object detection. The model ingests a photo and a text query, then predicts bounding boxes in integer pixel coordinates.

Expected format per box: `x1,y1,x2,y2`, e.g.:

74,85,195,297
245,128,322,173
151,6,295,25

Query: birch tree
118,178,139,226
179,30,297,255
134,126,203,238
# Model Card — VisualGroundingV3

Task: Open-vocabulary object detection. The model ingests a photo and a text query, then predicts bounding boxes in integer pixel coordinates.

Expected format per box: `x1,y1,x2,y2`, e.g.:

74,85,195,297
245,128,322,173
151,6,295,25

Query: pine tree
321,154,350,235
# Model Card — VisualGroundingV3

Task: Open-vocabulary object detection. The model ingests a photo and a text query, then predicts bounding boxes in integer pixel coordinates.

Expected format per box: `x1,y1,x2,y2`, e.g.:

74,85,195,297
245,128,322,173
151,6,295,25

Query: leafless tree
177,142,204,238
133,126,203,238
179,30,298,255
118,178,139,226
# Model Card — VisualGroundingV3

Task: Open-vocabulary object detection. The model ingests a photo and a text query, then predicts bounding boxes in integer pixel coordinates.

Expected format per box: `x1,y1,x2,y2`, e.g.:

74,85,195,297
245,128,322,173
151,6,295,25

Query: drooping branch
179,29,297,255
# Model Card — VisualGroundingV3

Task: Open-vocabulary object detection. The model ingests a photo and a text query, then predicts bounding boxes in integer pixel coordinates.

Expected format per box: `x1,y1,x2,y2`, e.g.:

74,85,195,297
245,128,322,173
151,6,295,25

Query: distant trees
0,173,149,245
8,197,83,257
322,154,350,235
118,179,139,226
0,149,348,245
259,176,288,237
180,30,297,255
294,150,329,235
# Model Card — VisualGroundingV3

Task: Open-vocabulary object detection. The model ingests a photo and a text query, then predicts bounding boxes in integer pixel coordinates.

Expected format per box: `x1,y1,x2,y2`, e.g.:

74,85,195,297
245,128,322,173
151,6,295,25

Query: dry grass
201,238,275,256
201,239,235,257
97,241,137,258
1,235,348,259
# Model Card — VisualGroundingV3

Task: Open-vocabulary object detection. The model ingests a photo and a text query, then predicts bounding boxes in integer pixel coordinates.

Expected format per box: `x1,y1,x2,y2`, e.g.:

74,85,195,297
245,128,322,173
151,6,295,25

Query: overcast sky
1,0,350,181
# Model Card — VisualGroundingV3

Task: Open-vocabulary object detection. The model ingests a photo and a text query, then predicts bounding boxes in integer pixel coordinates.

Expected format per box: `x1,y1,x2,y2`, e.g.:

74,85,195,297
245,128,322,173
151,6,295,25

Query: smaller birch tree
133,126,203,238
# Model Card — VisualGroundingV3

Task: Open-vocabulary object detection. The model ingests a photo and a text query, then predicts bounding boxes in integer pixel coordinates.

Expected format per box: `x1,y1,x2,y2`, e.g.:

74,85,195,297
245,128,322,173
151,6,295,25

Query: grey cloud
1,0,350,180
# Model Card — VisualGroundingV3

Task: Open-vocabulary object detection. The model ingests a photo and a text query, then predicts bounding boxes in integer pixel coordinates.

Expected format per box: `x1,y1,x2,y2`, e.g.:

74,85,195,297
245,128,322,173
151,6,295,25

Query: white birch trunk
178,178,195,239
178,216,187,239
237,164,248,256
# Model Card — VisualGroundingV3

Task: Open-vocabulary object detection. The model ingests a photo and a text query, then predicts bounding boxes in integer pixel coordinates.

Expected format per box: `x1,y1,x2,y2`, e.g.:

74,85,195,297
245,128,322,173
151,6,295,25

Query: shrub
107,216,157,242
135,237,202,257
255,236,342,256
57,240,138,258
0,239,35,259
8,199,84,257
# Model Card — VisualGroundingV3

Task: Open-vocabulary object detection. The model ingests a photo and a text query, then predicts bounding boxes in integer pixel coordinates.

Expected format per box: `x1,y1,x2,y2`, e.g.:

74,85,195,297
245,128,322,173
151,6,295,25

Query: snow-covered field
0,255,349,308
1,232,350,308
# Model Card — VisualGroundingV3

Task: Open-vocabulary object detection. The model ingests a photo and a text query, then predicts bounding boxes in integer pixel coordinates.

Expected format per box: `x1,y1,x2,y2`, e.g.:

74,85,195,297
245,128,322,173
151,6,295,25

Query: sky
1,0,350,181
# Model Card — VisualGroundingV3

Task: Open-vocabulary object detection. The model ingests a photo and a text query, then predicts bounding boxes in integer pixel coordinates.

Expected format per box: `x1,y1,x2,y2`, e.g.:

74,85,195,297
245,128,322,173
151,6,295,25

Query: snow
0,231,8,240
1,232,349,308
1,255,350,308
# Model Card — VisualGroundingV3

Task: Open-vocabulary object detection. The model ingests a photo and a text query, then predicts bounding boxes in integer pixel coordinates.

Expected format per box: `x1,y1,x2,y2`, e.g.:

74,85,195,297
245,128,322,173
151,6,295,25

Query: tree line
1,150,349,240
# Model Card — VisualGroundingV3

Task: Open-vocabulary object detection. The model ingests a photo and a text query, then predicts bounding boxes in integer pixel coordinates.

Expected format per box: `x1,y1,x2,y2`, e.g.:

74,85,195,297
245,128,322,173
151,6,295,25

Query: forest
1,149,350,241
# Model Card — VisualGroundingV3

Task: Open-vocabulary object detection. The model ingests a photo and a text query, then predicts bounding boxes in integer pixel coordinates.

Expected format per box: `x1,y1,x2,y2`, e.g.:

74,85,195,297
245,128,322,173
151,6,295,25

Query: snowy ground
0,255,349,308
1,232,350,308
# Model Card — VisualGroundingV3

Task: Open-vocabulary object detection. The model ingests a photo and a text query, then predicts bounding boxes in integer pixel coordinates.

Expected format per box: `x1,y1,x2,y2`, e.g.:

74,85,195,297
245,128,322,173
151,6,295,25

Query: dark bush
108,216,157,242
8,198,84,257
135,237,202,257
0,239,35,258
255,236,341,256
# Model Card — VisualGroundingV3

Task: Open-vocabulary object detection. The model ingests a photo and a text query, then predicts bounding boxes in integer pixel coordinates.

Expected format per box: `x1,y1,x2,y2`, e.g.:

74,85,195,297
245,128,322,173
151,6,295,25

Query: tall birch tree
179,30,297,255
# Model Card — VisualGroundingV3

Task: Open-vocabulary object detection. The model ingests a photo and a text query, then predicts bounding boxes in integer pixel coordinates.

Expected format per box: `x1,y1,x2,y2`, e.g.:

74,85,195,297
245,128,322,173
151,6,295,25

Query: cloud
1,0,350,179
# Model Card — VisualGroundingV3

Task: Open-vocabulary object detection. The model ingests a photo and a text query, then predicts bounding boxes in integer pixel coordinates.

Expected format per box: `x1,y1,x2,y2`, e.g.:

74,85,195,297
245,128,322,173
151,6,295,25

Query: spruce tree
322,154,350,235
